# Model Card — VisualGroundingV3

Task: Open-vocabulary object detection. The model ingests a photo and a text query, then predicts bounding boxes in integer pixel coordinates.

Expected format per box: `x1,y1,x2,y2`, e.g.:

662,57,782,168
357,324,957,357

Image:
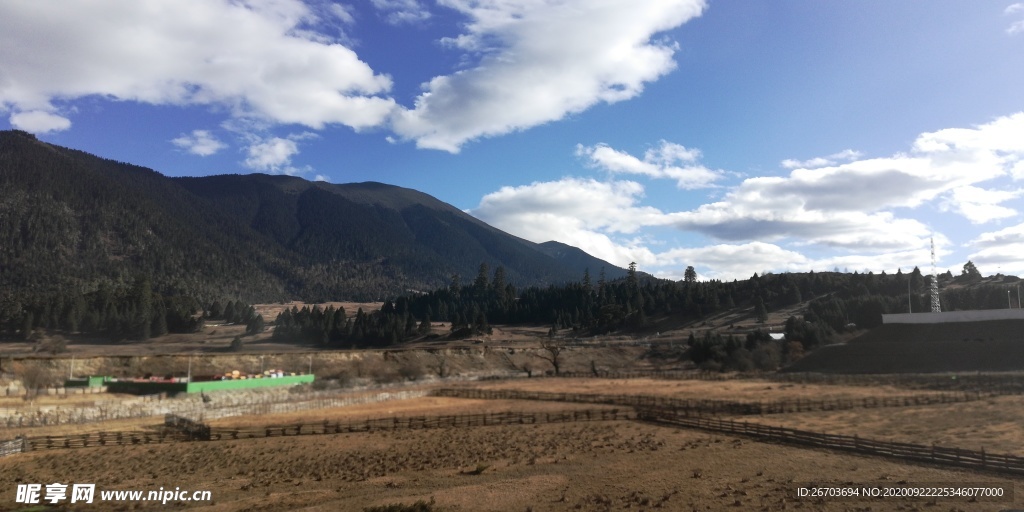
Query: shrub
752,343,781,370
724,347,755,372
397,359,425,381
20,365,56,390
363,498,436,512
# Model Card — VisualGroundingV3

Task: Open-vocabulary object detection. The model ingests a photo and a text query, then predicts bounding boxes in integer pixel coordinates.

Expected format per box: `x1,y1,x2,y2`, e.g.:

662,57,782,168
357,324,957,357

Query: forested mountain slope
0,130,624,309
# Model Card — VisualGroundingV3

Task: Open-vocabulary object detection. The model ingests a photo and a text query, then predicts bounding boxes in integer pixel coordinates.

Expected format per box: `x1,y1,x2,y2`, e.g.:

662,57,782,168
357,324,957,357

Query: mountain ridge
0,130,626,303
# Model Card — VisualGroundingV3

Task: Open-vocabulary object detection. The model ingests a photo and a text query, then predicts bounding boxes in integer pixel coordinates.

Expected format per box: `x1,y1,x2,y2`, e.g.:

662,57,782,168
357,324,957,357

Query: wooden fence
205,408,635,441
431,387,986,416
637,408,1024,476
557,370,735,381
10,408,634,452
164,414,211,441
23,430,186,451
0,438,25,458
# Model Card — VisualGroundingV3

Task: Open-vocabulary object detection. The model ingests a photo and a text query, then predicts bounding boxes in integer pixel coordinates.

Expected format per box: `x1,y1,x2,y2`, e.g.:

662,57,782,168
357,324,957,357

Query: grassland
1,375,1023,511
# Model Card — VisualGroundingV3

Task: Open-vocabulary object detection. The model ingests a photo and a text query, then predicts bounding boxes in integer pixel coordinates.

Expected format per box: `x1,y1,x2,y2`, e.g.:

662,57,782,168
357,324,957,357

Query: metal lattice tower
930,237,941,313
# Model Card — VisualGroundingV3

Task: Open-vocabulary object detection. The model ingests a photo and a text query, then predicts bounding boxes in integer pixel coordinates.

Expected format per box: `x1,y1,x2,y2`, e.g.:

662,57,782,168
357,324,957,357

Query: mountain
0,130,624,304
537,241,628,280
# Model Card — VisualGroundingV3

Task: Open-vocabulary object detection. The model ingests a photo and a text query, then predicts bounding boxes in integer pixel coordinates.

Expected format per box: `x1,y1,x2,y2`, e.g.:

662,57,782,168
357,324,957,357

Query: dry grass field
474,376,952,401
738,394,1024,456
2,376,1024,511
1,416,1020,511
205,397,615,428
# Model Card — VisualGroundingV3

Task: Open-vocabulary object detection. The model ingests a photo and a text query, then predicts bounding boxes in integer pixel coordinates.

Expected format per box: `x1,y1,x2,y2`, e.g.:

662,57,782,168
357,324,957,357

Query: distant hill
0,130,625,304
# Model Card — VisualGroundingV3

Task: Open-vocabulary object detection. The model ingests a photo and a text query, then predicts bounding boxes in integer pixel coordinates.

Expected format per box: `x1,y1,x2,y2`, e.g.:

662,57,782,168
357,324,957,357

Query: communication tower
930,237,941,313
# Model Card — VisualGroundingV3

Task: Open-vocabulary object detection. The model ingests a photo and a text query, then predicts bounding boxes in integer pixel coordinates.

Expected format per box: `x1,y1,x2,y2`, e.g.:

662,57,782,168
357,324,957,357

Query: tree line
0,277,263,346
3,256,1017,366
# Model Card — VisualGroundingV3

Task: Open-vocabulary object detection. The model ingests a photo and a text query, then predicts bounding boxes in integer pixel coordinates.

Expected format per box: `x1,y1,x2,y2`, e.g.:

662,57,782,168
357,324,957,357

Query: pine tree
246,314,265,335
223,301,237,323
21,311,34,340
684,265,697,284
151,306,168,337
132,277,152,340
474,262,489,297
755,297,768,324
208,300,223,319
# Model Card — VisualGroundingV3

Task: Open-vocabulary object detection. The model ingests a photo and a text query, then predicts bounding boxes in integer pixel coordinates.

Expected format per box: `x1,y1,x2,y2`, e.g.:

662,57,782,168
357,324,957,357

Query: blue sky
2,0,1024,281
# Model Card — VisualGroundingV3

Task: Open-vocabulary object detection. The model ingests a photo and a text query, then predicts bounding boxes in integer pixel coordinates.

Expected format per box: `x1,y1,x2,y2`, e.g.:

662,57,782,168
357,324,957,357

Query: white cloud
8,110,71,133
330,3,357,25
0,0,395,131
1006,3,1024,34
576,140,721,189
940,186,1023,224
970,222,1024,248
371,0,431,24
245,138,299,172
472,113,1024,279
670,112,1024,244
242,132,317,175
391,0,707,152
780,149,862,169
967,223,1024,275
647,239,957,282
654,242,810,281
171,129,227,156
315,174,330,182
912,112,1024,154
470,177,668,266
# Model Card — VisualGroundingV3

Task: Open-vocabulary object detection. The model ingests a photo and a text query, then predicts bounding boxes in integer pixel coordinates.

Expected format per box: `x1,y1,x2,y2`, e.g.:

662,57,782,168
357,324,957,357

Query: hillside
0,130,624,305
784,320,1024,373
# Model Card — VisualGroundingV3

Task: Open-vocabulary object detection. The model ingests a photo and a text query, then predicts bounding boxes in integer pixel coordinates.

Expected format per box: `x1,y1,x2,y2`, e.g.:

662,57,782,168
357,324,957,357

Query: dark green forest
257,261,1019,370
0,129,624,311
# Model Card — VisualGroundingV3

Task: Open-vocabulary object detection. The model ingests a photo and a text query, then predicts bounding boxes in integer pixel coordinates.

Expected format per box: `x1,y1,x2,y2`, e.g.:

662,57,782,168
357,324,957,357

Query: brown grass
475,377,950,401
1,419,1019,511
738,394,1024,456
0,392,140,408
0,417,164,438
206,397,617,428
3,377,1024,510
